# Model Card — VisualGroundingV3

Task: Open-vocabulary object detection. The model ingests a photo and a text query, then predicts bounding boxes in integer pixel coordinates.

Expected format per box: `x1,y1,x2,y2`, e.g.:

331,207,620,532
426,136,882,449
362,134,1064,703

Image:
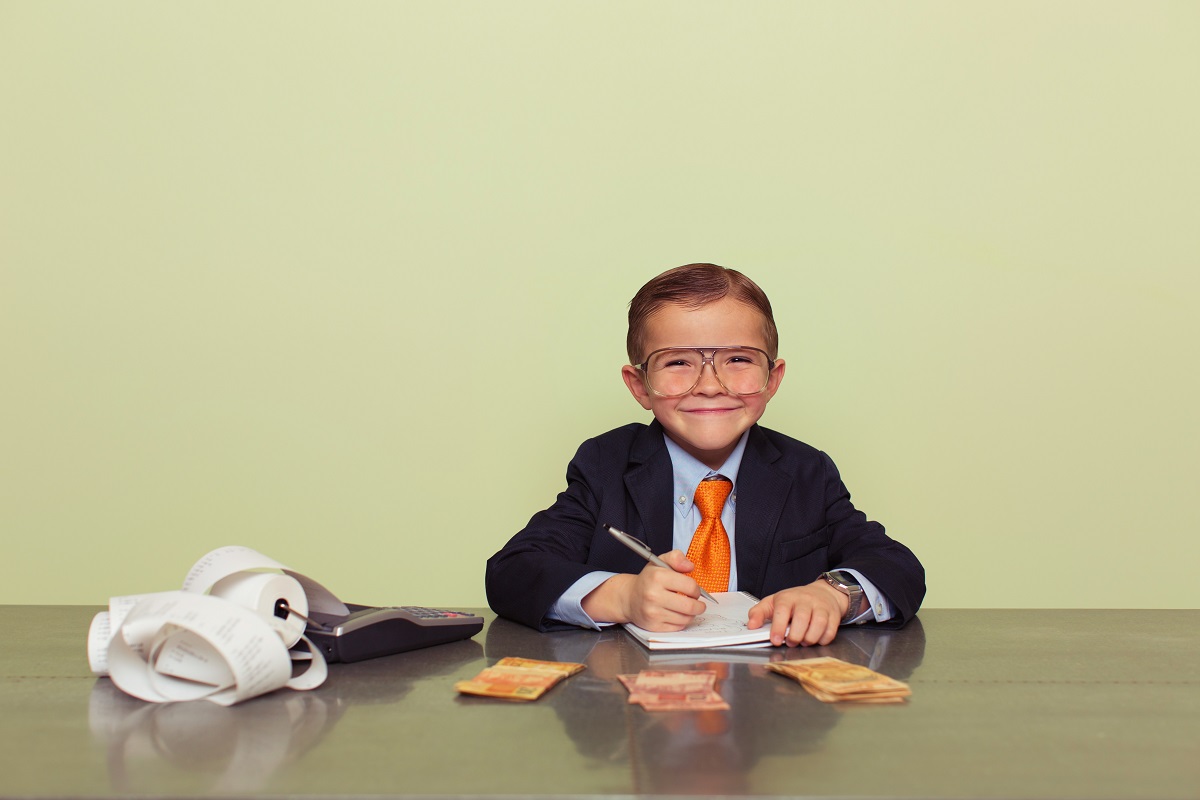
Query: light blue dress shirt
548,431,893,630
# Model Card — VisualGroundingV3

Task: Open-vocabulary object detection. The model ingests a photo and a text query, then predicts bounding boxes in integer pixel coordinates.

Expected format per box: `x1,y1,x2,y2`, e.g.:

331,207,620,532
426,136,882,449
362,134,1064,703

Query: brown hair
626,263,779,364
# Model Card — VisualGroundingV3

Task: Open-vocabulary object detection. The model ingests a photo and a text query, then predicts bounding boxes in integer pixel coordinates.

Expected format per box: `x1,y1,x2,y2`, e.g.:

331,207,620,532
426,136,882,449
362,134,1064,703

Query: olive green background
3,2,1197,609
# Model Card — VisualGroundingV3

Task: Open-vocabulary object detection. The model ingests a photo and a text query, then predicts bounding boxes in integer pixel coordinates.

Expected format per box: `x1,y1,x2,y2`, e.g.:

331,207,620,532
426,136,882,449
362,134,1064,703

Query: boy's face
621,297,786,470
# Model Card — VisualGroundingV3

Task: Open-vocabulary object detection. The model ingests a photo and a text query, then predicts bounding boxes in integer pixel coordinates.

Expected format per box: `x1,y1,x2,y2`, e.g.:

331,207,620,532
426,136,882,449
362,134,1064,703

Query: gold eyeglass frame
634,346,777,398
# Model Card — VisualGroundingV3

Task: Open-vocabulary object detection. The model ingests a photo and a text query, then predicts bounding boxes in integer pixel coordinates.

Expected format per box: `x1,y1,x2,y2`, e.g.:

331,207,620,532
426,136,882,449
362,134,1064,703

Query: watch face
826,570,859,588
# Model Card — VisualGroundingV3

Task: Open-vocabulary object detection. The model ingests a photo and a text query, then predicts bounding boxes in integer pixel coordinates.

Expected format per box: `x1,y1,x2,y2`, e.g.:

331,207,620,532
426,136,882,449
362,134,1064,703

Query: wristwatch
820,570,864,625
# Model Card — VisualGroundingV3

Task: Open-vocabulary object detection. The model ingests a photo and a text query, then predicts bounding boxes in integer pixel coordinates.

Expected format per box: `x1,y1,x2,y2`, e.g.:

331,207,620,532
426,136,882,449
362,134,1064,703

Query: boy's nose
692,361,729,395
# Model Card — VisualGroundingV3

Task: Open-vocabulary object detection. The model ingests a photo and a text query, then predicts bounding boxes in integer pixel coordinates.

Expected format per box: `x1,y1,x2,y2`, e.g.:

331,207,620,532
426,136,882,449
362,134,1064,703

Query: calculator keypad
400,606,473,619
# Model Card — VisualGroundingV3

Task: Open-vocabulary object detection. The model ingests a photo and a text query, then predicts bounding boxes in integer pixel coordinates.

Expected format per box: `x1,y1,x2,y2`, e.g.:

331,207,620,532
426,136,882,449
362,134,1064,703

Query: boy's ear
763,358,786,401
621,365,654,410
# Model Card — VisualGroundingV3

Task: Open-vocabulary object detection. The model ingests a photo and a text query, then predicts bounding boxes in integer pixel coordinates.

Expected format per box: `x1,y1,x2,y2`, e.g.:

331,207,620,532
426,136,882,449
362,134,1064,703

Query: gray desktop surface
1,606,1197,799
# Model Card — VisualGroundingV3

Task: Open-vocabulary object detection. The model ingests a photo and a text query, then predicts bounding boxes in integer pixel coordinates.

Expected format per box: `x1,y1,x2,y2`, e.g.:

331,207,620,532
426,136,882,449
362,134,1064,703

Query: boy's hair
626,263,779,364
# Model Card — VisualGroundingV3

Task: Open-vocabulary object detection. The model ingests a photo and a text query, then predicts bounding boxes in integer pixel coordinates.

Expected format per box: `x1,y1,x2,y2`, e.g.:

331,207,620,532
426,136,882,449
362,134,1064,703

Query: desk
1,607,1197,799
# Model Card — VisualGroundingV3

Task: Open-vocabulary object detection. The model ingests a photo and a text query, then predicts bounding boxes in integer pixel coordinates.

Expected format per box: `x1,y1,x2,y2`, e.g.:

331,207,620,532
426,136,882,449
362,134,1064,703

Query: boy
486,264,924,646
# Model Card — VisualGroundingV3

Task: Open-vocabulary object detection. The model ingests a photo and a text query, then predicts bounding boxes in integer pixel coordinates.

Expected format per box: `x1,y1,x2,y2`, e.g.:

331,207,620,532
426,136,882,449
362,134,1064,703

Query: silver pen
604,524,720,604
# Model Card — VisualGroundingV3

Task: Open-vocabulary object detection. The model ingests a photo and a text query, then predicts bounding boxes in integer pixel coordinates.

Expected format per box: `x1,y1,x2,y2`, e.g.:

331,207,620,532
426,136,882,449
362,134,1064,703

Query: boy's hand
581,550,707,631
747,579,849,647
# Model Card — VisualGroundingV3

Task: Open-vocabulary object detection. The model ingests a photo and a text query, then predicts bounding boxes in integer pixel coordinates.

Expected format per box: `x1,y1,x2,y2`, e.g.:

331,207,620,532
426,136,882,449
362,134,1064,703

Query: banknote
455,657,586,700
493,656,586,676
766,656,911,703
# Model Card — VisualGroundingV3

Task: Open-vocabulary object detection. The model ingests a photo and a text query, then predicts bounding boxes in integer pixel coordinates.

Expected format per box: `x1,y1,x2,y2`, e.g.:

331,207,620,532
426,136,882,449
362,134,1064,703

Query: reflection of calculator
306,604,484,663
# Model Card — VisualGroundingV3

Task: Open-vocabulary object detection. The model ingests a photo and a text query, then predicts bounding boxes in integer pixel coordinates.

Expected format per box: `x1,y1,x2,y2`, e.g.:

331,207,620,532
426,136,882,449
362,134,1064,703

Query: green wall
3,2,1197,609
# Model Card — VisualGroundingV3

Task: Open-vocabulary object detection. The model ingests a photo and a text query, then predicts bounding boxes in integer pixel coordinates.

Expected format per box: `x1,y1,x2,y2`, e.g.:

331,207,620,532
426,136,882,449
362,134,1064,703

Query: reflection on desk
2,607,1198,799
481,617,925,795
87,638,483,795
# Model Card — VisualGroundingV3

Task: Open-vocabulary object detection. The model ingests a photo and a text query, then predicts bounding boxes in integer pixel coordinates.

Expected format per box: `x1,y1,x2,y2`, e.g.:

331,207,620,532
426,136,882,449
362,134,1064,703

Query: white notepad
622,591,773,650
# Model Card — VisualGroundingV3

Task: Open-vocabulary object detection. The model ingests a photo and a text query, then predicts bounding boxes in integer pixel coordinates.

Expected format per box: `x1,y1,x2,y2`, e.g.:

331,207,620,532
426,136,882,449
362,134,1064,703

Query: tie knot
693,478,732,520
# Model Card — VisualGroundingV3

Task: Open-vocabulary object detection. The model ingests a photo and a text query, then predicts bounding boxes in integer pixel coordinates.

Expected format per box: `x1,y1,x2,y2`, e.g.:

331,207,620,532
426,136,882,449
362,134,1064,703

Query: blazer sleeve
485,438,609,631
819,451,925,626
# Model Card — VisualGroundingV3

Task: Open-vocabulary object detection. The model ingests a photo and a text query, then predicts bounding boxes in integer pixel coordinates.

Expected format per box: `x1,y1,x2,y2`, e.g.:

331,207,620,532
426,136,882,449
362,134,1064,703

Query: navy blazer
485,421,925,631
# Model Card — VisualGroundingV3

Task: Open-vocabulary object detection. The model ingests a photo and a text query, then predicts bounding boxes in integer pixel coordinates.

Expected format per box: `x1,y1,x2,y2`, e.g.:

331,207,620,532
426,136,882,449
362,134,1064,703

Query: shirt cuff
548,571,619,630
841,569,893,624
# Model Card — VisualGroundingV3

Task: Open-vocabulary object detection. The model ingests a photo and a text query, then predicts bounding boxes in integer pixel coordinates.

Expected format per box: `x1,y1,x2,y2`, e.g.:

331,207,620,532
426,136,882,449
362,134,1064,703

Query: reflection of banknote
635,691,730,711
619,670,730,711
766,657,911,703
455,657,585,700
621,670,715,692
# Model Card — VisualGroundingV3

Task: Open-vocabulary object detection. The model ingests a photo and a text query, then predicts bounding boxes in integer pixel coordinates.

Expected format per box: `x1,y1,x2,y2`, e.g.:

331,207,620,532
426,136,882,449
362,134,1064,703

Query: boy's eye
722,349,762,366
650,350,701,370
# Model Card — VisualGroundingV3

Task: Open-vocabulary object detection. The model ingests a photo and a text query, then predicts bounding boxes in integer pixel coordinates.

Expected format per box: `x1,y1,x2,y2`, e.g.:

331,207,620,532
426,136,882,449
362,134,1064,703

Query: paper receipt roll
105,591,327,706
88,546,341,705
208,572,308,647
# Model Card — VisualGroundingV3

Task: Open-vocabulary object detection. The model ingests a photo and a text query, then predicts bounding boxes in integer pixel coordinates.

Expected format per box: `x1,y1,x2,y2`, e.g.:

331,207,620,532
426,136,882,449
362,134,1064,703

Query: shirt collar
663,430,749,517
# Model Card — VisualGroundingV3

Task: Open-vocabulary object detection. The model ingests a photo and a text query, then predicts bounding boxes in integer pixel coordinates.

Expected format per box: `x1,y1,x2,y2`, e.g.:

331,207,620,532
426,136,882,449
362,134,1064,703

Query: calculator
305,604,484,663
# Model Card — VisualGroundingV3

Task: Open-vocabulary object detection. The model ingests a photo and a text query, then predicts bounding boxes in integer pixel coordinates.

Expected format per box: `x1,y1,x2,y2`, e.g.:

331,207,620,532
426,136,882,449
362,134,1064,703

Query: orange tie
686,478,733,593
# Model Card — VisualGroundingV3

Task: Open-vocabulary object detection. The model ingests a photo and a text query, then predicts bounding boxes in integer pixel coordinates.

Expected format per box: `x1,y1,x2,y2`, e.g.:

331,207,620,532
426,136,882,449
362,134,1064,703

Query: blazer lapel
624,421,675,555
733,426,792,596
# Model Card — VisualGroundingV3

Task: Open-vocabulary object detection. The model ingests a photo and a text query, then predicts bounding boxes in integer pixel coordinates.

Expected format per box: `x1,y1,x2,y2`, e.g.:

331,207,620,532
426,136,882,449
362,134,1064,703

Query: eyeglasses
635,346,776,398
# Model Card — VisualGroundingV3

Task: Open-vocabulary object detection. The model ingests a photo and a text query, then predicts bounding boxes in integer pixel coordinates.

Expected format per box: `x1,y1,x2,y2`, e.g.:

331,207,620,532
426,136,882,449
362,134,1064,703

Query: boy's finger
665,593,706,618
645,582,704,617
746,599,772,629
664,580,701,602
657,550,695,573
793,609,835,647
648,569,703,605
771,605,796,646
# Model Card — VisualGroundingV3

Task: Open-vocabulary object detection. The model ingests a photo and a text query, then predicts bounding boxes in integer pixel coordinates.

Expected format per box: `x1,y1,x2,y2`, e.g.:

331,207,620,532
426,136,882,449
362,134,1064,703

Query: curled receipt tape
88,546,347,705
